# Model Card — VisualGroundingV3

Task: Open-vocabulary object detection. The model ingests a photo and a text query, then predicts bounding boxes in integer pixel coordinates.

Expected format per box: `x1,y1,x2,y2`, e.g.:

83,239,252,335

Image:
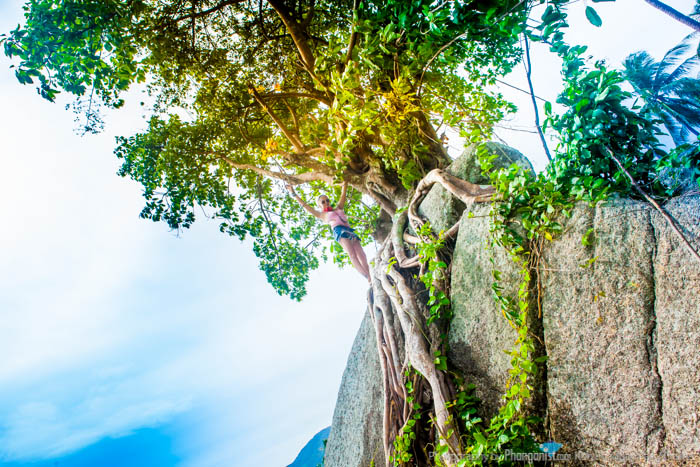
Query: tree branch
260,90,330,105
341,0,360,73
300,0,316,28
391,211,421,268
216,154,332,185
171,0,245,24
283,100,300,135
250,85,304,151
523,34,552,161
256,181,284,277
266,0,316,69
417,31,468,97
407,168,496,234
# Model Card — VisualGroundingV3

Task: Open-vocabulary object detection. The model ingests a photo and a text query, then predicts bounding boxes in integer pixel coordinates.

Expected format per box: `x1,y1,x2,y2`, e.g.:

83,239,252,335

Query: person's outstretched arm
286,185,324,220
336,181,348,210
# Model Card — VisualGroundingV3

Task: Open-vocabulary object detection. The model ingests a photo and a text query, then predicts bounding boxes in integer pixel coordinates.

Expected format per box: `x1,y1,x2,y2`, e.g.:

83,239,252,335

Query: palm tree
623,35,700,145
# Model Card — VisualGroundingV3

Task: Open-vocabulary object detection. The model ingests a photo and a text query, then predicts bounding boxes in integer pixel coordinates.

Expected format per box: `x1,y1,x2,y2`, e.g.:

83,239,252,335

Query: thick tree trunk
368,171,498,466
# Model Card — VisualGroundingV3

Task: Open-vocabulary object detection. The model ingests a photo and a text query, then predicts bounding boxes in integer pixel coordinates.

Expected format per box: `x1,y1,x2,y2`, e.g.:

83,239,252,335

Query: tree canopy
4,0,698,299
3,0,535,298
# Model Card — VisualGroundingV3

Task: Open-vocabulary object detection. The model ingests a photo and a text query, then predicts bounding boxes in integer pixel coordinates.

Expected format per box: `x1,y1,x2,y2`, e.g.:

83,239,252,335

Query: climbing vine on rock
374,4,700,466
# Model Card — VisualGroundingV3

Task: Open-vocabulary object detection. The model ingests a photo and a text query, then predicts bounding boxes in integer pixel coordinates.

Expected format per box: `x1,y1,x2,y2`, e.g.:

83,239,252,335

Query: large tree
2,0,526,300
3,2,534,464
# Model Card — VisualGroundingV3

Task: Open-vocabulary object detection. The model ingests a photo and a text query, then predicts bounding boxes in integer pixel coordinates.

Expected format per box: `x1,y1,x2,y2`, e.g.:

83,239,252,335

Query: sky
0,1,695,466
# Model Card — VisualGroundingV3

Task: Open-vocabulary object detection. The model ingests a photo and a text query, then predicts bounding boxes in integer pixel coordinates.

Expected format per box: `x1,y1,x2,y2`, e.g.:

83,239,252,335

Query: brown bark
170,0,246,23
266,0,317,69
250,86,305,151
367,168,498,466
407,168,496,234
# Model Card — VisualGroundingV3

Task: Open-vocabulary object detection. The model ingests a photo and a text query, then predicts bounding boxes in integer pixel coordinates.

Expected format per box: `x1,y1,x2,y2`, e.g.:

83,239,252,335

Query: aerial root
366,171,496,466
407,168,495,235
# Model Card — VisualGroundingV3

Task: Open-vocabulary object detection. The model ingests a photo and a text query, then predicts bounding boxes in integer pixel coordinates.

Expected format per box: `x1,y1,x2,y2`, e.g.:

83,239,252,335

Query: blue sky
0,0,694,466
0,1,368,464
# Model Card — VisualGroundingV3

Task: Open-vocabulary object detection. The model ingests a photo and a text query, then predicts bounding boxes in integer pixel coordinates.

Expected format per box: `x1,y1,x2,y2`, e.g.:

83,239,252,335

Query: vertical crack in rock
645,209,666,458
529,259,549,442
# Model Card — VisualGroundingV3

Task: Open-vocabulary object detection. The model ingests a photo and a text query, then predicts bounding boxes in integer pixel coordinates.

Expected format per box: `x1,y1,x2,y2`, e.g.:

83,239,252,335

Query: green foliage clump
391,369,423,465
2,0,146,131
416,224,451,327
537,3,700,202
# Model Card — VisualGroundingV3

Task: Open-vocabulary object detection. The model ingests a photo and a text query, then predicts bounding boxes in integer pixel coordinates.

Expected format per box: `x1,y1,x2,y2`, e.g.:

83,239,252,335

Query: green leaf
594,87,610,103
585,7,602,27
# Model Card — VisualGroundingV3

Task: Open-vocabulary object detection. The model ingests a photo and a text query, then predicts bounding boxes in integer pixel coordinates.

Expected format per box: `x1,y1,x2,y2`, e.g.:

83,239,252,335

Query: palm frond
662,98,700,124
675,77,700,99
623,51,658,95
657,108,686,145
657,99,700,144
654,41,693,92
623,35,700,145
666,54,700,84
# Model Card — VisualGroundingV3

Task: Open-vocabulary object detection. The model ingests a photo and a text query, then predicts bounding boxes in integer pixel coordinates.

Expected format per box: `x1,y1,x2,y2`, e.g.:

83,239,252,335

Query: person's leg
340,237,370,281
348,237,370,281
351,238,371,279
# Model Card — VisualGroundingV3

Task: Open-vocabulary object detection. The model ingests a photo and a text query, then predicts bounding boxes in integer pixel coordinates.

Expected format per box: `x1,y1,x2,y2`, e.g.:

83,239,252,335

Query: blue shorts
333,225,360,242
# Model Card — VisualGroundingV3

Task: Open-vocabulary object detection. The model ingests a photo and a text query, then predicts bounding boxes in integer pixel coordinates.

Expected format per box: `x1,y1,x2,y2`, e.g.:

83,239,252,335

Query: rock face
653,196,700,462
448,203,524,421
540,199,663,463
325,146,700,465
324,310,385,467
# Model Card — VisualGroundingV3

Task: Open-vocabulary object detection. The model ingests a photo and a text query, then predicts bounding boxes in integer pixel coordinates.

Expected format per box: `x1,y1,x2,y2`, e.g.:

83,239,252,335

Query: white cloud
0,374,192,461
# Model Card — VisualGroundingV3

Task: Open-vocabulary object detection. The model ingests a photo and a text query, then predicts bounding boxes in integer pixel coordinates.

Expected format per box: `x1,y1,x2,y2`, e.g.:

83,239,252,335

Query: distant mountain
287,426,331,467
